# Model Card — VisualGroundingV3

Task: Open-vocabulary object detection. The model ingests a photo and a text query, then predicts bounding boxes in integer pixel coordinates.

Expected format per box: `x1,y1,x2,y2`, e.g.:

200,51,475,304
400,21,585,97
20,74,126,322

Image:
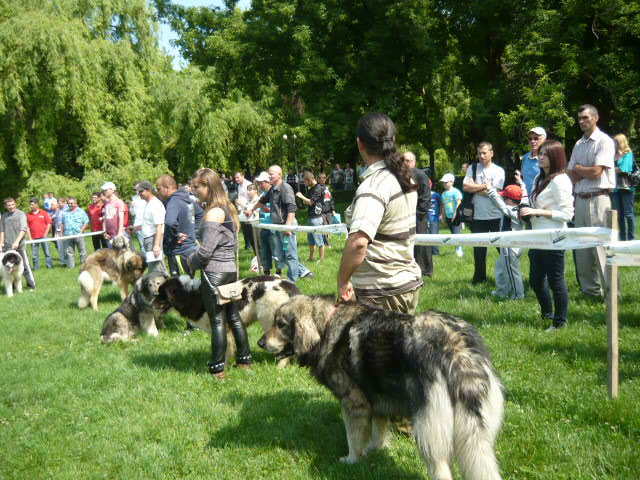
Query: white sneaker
455,247,464,257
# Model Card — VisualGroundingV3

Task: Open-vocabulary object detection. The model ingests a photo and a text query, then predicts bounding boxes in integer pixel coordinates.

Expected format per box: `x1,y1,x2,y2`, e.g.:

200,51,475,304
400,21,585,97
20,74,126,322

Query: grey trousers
574,195,609,296
65,237,87,268
143,235,167,274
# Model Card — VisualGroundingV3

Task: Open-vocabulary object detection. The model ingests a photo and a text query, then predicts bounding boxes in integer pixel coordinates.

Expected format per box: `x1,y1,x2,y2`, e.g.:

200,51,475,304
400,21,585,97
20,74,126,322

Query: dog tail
77,270,94,308
450,363,504,480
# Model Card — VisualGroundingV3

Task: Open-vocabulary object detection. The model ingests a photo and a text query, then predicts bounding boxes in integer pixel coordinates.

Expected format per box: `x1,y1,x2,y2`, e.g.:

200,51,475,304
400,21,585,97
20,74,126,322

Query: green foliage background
1,0,639,201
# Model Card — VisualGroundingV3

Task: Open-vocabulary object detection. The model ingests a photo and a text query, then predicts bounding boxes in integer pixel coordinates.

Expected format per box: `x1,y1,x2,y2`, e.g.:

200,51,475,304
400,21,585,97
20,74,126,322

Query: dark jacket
413,168,431,217
163,189,202,255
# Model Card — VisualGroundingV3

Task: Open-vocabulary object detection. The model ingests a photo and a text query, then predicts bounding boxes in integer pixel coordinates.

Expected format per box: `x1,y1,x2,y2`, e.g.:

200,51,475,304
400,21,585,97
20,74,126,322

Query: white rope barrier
253,222,348,235
415,227,614,250
606,240,640,254
25,231,104,245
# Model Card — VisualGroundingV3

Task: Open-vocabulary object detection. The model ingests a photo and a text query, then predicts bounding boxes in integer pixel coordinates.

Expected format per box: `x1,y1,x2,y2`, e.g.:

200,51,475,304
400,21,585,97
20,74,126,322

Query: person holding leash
338,113,422,314
188,168,252,379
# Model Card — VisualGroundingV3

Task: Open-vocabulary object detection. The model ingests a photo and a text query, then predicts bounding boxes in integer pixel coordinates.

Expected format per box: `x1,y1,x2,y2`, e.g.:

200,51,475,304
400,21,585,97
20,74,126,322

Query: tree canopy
1,0,638,200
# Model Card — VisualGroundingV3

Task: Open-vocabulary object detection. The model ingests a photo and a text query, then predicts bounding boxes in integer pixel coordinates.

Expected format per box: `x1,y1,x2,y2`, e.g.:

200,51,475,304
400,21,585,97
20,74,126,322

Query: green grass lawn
2,226,640,479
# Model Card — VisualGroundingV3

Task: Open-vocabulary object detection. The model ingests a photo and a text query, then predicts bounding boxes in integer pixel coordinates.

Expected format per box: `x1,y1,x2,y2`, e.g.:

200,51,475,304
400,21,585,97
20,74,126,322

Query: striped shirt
345,160,423,297
568,127,616,194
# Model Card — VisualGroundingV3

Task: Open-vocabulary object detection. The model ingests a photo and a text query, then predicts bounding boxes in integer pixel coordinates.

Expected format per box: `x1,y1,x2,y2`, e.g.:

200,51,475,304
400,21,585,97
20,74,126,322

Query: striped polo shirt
345,160,423,297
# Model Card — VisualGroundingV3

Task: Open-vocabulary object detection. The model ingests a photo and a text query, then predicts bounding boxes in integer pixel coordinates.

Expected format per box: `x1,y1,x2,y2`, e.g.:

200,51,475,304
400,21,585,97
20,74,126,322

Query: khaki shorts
357,288,420,315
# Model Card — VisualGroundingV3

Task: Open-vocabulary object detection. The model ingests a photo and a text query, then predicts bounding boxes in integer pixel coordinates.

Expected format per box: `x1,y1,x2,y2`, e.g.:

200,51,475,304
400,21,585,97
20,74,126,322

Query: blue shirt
62,207,89,235
521,151,540,197
615,152,635,191
428,192,441,222
441,188,462,219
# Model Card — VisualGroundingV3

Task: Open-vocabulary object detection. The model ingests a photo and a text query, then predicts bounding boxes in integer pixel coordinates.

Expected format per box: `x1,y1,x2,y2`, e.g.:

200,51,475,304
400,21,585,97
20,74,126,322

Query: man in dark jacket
155,174,203,277
403,152,432,277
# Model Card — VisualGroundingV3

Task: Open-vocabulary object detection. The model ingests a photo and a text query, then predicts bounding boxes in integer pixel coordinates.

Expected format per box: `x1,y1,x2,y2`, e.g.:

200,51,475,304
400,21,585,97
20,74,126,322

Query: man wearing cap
26,198,53,269
251,171,281,276
567,104,616,298
101,182,126,246
133,181,166,273
521,127,547,197
463,141,506,284
62,197,89,268
440,173,464,257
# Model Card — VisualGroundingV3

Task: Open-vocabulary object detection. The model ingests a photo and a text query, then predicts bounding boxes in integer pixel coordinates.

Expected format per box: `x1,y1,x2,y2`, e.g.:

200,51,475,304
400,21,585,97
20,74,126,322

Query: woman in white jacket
520,140,574,330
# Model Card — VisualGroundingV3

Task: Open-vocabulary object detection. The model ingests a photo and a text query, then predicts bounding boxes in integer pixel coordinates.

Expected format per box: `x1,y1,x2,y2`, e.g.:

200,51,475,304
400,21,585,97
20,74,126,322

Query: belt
577,190,610,199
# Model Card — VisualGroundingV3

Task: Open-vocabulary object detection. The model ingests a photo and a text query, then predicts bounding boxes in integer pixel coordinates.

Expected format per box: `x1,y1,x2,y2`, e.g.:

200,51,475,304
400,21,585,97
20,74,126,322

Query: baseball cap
101,181,116,191
255,171,270,182
528,126,546,137
440,173,455,183
499,184,522,202
136,180,154,192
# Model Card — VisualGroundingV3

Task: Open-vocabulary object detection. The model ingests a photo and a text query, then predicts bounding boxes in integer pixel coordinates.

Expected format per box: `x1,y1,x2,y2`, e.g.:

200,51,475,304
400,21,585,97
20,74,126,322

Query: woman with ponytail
189,168,252,379
520,140,574,331
338,113,423,314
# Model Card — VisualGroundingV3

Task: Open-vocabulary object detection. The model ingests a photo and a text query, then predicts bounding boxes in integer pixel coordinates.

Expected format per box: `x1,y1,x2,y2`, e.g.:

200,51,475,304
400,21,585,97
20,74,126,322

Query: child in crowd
439,173,464,257
486,180,526,300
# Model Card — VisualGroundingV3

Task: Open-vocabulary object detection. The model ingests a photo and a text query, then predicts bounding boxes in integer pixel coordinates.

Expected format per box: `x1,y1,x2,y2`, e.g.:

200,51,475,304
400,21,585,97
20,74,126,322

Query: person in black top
296,171,327,261
188,168,252,379
403,152,432,277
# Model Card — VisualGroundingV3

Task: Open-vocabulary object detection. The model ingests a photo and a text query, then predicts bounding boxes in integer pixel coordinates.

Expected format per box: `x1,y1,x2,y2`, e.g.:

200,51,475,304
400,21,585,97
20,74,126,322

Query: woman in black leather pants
189,168,252,379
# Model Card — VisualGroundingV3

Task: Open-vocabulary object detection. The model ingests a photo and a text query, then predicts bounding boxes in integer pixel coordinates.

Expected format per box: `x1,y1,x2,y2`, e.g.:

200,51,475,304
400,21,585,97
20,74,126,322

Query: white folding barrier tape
414,227,613,251
606,240,640,255
253,223,349,235
25,231,104,245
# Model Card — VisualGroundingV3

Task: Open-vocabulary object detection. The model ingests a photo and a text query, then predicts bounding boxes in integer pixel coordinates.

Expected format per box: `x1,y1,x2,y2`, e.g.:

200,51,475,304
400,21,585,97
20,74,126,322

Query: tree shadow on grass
208,390,424,479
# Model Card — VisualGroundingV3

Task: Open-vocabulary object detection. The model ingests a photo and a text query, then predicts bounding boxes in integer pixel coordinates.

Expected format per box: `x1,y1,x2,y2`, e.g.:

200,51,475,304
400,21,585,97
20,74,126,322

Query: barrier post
606,209,619,399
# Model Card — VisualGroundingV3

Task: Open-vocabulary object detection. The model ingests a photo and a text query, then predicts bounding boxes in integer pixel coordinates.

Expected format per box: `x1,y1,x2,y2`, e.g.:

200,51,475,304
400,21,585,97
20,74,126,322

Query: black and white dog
1,250,24,297
156,275,300,366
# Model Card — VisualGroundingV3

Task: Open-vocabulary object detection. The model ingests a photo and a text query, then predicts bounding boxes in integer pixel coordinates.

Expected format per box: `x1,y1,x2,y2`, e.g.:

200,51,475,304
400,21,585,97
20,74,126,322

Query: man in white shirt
129,190,147,250
567,104,616,298
134,181,166,273
463,142,506,284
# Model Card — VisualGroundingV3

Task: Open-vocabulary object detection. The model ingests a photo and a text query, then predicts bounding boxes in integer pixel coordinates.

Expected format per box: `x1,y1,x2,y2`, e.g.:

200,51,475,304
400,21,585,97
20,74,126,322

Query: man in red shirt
26,197,53,269
87,192,107,251
101,181,127,247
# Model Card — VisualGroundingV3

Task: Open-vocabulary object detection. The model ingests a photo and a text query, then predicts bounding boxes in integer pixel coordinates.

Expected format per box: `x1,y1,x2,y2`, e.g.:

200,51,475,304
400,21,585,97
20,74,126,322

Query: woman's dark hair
532,140,567,199
356,113,417,193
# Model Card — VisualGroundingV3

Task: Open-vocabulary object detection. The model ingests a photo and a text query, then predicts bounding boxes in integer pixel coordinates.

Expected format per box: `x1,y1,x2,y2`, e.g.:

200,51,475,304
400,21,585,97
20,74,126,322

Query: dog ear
292,311,320,354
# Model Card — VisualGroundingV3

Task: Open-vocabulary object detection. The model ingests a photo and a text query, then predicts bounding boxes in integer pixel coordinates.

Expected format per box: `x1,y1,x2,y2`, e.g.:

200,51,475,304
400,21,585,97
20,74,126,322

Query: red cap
499,184,522,202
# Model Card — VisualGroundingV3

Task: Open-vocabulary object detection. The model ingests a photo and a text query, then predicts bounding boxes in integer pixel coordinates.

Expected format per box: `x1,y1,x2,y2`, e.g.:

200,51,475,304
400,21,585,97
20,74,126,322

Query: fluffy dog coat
259,296,504,480
78,236,146,311
100,271,169,343
1,250,24,297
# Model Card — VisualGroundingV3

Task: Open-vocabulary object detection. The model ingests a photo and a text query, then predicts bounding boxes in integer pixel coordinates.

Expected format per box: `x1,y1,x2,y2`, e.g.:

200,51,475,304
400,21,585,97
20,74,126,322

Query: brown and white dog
77,236,147,311
1,250,24,297
156,275,300,366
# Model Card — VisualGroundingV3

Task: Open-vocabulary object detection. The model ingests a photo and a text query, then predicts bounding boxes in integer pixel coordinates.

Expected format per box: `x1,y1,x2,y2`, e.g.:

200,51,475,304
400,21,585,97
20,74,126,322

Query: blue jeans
31,241,53,269
428,219,440,255
259,229,277,272
273,231,310,282
612,190,636,241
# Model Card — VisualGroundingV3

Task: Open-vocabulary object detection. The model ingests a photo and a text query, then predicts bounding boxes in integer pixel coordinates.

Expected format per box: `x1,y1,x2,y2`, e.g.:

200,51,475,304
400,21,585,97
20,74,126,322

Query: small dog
100,271,169,343
157,275,300,366
1,250,24,297
78,236,147,311
259,296,504,480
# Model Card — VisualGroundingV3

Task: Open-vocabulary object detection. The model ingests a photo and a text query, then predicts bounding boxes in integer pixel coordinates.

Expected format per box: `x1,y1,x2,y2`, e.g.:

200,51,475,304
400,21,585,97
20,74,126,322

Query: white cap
101,181,116,191
254,171,270,182
440,173,455,183
528,126,546,137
